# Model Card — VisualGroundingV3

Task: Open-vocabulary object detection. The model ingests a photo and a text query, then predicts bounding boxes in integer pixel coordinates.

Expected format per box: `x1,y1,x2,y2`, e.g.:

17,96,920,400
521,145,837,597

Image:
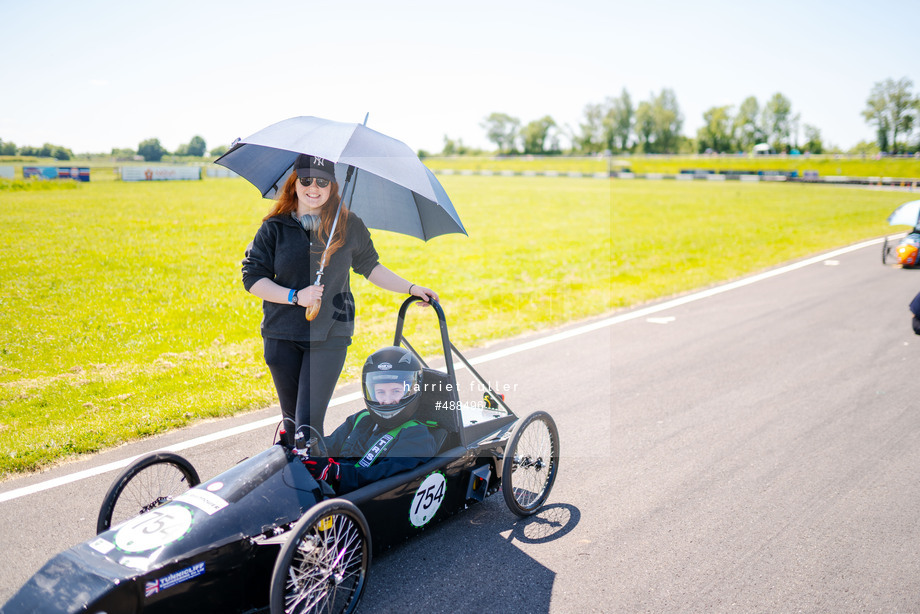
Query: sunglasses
299,177,330,188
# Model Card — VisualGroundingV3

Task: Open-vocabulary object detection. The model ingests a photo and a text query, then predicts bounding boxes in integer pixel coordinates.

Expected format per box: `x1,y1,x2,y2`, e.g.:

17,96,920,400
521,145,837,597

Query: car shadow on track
364,498,580,614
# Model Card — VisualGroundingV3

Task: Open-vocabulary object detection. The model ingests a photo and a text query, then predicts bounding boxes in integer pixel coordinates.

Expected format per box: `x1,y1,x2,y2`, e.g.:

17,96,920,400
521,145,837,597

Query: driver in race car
303,346,442,493
896,231,920,267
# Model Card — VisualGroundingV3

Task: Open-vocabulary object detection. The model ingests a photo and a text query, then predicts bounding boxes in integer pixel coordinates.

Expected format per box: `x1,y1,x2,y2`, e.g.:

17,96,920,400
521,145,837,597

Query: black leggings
264,337,349,438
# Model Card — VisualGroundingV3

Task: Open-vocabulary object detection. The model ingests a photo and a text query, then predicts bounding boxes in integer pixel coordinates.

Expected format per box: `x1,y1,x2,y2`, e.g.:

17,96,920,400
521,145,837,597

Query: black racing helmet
362,346,423,430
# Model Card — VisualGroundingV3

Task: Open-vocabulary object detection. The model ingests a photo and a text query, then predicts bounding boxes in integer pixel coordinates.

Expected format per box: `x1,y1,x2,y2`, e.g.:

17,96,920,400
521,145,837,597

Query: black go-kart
2,298,560,614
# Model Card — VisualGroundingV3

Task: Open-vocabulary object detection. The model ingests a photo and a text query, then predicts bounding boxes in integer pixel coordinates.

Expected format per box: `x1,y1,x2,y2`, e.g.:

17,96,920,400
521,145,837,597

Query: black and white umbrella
215,115,466,241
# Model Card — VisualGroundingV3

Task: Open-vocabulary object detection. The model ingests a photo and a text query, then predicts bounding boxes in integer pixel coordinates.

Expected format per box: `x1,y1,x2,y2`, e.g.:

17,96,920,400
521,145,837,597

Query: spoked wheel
96,451,200,534
270,499,371,614
502,411,560,517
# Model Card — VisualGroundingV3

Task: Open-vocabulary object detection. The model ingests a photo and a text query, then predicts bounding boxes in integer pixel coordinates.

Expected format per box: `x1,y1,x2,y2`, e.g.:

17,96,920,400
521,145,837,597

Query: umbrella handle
304,298,321,321
304,278,323,321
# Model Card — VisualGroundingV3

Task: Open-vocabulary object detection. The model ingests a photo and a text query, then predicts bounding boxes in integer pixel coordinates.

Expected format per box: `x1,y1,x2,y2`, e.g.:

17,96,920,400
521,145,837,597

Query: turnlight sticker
145,561,205,597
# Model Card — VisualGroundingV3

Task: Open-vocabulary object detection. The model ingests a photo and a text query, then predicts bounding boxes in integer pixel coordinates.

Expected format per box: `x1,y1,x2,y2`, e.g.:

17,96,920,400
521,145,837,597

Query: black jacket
323,410,441,493
241,211,379,342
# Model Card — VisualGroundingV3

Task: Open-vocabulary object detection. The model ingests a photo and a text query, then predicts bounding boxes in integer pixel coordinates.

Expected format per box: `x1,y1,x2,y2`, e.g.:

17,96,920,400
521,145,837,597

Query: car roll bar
393,297,517,423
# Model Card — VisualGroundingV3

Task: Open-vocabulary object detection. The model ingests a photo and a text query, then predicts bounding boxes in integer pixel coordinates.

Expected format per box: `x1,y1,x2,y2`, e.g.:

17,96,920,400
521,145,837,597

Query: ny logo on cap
312,156,325,167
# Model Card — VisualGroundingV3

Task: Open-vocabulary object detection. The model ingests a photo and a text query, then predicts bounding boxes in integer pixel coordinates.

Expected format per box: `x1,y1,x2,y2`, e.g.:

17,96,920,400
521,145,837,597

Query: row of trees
0,135,226,162
112,135,226,161
579,89,687,154
0,140,74,159
479,113,562,155
862,77,920,154
695,93,826,154
471,77,920,156
480,89,819,156
130,136,213,161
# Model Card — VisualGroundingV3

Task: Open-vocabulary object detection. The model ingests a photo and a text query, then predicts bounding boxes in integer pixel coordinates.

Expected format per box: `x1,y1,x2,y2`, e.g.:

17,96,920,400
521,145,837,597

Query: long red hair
263,172,348,264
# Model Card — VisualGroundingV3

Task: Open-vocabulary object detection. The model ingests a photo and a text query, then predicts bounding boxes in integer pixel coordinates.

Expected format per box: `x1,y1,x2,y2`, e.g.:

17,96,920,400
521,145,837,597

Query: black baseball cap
293,154,336,182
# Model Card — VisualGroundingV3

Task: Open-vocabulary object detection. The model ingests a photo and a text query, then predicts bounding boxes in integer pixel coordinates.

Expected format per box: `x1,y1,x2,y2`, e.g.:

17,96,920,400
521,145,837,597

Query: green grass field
0,174,911,477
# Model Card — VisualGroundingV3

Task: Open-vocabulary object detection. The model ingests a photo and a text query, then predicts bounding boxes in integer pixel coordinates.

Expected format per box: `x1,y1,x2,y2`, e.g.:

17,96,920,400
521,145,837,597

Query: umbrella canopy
214,116,466,241
887,199,920,228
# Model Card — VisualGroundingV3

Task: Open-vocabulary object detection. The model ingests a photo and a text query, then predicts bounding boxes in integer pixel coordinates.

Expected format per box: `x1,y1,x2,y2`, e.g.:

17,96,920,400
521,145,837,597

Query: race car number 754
409,472,445,527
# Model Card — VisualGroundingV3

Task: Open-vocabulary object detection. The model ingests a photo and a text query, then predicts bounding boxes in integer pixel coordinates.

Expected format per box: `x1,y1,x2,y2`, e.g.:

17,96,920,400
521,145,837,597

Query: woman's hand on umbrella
299,284,324,303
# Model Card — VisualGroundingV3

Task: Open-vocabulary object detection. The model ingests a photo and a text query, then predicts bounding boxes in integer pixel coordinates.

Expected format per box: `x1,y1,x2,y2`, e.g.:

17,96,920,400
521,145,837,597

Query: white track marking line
0,394,361,504
0,237,884,504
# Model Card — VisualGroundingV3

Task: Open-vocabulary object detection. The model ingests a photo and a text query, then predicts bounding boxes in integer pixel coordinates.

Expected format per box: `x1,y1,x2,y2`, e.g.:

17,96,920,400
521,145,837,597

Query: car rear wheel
96,451,200,534
502,411,560,516
270,499,371,614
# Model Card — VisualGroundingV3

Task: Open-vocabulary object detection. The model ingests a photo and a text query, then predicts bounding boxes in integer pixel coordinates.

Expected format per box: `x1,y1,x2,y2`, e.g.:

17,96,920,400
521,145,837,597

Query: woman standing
242,154,437,440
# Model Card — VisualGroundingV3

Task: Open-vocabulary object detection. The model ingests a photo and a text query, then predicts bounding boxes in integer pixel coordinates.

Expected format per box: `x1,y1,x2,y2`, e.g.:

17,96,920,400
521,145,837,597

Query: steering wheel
276,419,329,458
300,424,330,459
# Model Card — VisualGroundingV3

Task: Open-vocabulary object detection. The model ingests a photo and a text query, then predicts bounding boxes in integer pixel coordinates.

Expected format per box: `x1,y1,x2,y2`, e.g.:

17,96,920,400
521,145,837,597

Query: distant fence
431,168,919,187
206,167,239,178
435,169,609,179
121,166,201,181
22,166,90,181
612,171,920,187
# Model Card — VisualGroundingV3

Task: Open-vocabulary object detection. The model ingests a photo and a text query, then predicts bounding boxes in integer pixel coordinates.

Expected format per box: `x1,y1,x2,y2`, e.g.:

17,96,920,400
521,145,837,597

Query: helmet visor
364,370,420,406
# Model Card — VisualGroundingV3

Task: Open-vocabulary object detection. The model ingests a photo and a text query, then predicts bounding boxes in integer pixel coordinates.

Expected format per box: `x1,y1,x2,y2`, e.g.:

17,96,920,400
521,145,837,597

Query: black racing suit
321,410,441,494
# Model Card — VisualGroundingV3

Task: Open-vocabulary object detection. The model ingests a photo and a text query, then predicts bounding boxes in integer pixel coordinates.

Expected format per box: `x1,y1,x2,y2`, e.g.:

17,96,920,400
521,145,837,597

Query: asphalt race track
2,238,919,613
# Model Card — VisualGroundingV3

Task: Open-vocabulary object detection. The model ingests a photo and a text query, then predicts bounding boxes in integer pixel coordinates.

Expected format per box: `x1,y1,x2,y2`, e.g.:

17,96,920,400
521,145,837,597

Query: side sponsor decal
174,489,228,515
145,561,205,597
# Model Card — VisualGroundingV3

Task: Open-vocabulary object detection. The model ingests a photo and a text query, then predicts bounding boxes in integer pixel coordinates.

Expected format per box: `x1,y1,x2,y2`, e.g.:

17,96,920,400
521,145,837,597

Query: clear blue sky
2,0,918,155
